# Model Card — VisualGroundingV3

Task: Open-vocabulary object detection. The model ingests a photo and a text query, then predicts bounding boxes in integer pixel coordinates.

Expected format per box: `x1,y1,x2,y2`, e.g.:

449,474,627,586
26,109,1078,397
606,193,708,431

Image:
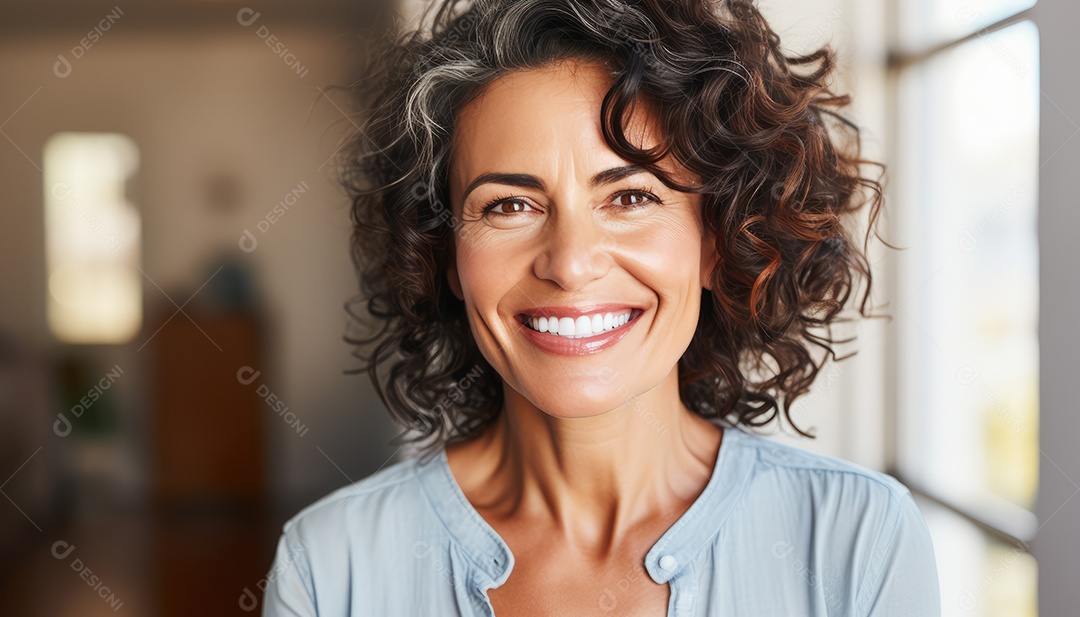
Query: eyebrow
460,164,649,203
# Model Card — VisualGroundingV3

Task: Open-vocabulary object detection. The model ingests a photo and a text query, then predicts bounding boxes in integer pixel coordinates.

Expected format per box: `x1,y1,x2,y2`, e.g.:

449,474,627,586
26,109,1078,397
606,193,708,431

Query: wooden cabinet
151,311,265,508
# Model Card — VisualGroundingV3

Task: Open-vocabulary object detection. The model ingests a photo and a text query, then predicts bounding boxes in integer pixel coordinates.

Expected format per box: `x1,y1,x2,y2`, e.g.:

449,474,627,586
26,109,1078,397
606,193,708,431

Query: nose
532,205,613,291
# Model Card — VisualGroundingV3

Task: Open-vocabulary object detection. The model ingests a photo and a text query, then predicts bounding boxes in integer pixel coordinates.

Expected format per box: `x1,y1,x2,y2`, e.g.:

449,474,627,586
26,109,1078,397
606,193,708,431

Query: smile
519,309,638,339
514,307,645,356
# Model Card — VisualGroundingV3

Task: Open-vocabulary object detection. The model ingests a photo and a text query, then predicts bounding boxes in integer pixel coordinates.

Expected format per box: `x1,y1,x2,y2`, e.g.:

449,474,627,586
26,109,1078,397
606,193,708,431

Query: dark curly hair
338,0,888,459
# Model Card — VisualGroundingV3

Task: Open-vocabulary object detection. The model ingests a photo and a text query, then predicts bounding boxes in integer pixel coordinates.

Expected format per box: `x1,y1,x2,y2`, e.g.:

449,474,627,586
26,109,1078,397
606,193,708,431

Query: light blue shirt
261,426,941,616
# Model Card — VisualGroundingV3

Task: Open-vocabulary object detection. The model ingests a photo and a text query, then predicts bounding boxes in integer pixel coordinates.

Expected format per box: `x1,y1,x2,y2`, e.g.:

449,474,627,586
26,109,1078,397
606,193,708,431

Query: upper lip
517,303,644,319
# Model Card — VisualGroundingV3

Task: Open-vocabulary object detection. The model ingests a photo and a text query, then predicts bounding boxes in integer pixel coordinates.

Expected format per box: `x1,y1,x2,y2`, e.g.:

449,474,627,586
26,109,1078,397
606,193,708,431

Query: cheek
453,233,517,308
617,216,705,289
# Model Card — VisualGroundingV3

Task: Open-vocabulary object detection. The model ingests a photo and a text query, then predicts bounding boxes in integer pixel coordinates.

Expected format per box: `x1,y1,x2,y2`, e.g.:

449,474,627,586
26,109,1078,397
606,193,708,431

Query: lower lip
516,310,643,356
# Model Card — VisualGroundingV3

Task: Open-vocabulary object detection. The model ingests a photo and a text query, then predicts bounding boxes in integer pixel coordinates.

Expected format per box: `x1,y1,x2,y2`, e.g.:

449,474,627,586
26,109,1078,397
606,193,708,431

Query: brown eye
484,198,534,215
613,191,659,208
501,200,529,213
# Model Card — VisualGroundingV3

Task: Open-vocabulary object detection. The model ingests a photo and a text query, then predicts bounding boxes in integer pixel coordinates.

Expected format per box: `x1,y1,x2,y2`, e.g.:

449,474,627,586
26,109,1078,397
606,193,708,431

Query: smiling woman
261,1,941,616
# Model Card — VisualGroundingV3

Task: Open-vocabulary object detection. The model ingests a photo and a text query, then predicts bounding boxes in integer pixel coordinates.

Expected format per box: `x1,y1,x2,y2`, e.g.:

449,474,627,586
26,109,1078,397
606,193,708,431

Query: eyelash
480,187,664,216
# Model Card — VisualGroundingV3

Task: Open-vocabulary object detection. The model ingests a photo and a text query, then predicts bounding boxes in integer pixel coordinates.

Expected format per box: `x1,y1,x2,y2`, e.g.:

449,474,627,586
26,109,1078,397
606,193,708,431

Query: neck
449,364,724,557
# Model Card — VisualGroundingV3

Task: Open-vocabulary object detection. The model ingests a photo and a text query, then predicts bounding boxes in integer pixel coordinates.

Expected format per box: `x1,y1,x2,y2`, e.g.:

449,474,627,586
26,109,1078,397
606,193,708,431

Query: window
43,132,142,344
889,3,1040,616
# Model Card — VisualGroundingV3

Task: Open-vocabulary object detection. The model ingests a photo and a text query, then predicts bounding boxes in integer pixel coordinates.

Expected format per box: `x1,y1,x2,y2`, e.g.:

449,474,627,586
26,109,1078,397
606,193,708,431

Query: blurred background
0,0,1076,615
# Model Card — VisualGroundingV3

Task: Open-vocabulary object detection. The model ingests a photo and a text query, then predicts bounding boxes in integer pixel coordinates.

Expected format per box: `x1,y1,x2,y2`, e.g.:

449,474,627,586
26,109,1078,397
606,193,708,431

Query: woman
263,0,940,615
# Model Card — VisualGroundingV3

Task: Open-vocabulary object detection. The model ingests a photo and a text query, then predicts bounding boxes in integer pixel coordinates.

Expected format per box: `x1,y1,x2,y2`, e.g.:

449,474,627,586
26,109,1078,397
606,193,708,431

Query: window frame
882,0,1040,557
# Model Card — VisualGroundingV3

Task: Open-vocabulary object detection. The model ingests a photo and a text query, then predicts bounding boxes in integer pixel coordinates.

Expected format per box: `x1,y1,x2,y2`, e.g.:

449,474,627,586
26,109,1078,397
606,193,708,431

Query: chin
515,384,629,419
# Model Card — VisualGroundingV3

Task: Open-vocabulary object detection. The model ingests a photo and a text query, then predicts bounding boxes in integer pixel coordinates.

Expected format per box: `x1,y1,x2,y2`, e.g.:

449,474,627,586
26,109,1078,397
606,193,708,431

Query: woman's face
447,58,718,419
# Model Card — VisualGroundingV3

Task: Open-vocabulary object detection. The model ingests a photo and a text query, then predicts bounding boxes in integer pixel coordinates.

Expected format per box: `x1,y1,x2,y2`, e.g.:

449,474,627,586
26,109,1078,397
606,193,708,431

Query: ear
447,261,464,301
700,226,719,292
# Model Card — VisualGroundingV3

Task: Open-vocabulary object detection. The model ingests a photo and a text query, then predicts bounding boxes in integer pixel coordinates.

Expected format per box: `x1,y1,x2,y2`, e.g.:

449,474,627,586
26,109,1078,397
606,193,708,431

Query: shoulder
729,428,913,511
722,428,940,615
269,451,447,588
280,453,431,545
730,428,926,559
261,453,450,615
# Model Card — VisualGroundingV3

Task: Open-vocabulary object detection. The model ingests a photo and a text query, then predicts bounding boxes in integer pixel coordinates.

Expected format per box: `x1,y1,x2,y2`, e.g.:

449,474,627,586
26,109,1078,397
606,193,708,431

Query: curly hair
338,0,887,459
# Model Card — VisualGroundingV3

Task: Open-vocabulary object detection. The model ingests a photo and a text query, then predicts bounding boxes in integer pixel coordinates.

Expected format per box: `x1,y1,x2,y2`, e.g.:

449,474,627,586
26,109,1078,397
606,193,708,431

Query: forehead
447,59,668,198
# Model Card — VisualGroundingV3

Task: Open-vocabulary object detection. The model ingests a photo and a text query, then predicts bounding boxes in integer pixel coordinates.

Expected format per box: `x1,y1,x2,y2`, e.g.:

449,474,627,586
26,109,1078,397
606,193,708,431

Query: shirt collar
415,446,515,587
414,425,757,587
643,425,757,583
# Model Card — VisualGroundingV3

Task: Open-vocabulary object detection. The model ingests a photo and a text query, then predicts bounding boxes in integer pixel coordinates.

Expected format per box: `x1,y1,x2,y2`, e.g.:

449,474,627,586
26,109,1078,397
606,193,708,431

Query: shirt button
659,555,677,571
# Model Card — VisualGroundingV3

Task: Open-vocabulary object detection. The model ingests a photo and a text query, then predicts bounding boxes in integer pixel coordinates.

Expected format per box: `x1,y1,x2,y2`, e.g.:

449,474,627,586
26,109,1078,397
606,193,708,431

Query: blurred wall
0,4,402,513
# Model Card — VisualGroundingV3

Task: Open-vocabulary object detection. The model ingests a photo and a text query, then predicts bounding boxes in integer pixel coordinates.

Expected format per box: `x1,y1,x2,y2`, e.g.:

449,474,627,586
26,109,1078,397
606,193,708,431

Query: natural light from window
43,132,142,344
894,17,1040,617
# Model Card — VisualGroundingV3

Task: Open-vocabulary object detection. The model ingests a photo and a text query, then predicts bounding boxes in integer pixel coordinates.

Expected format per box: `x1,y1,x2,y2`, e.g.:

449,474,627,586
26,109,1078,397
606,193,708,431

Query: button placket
668,563,696,617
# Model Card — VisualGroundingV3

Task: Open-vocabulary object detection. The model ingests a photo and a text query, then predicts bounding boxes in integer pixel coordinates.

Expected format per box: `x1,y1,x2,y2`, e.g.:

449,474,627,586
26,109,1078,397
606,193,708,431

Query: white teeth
559,317,575,336
575,315,591,336
525,310,635,338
